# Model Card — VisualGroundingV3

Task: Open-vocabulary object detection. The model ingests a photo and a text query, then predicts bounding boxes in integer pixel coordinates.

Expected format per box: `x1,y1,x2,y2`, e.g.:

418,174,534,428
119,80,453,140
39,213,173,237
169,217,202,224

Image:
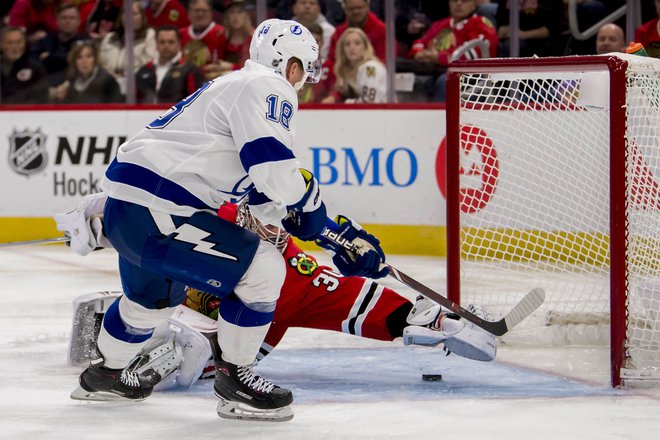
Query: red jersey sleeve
265,242,409,350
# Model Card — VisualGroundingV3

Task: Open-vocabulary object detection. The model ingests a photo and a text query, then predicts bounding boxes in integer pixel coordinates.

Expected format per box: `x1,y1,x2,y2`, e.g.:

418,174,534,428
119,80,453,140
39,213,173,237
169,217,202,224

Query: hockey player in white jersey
65,19,388,422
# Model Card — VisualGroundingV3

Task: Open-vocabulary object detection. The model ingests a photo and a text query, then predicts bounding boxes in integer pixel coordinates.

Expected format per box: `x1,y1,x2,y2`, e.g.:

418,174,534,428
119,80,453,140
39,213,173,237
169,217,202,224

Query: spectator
99,1,157,95
328,0,386,63
596,23,626,54
495,0,563,57
180,0,225,71
635,0,660,58
203,0,253,79
54,40,122,104
395,0,448,53
8,0,62,44
29,3,87,98
145,0,190,30
292,0,335,62
406,0,497,101
0,26,49,104
323,27,387,103
136,25,204,104
408,0,497,65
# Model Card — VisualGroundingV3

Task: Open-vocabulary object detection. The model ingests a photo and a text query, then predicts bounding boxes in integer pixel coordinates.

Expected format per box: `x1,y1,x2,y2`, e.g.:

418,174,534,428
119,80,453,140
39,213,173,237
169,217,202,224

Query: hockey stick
319,227,545,336
0,236,69,248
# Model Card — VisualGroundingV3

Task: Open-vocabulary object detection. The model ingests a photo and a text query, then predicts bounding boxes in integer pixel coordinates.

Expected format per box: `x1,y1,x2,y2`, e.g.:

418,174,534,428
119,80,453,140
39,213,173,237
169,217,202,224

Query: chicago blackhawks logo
8,128,48,176
288,252,318,276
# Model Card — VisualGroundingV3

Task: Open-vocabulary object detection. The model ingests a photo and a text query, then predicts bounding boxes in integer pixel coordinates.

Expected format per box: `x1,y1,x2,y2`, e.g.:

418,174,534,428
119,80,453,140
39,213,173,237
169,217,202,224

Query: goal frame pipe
445,56,630,387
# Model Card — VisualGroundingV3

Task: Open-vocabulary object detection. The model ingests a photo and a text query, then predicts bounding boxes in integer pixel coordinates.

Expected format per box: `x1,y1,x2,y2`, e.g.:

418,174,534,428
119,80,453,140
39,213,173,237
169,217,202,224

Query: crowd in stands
0,0,659,105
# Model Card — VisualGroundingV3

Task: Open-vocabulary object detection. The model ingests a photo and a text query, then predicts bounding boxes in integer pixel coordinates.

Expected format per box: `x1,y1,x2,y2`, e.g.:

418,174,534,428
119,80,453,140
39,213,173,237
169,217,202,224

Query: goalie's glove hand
328,215,389,279
54,193,112,256
281,169,327,241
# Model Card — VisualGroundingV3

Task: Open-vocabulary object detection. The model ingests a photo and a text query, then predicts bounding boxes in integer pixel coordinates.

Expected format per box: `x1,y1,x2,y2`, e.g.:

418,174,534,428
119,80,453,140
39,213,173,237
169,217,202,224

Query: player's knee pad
233,240,285,312
118,294,176,330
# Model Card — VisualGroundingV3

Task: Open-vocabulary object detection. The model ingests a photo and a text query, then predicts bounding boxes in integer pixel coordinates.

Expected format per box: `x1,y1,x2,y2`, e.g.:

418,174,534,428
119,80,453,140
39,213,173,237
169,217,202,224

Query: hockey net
445,54,660,386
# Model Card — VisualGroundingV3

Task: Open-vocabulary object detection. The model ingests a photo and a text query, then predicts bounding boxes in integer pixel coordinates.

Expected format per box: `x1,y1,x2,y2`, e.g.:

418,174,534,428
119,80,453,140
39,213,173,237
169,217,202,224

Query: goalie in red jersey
67,200,496,394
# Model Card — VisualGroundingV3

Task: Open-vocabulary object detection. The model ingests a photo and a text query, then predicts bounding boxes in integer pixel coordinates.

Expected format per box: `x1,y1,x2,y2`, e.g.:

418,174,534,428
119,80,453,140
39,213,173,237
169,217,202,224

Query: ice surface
1,245,659,439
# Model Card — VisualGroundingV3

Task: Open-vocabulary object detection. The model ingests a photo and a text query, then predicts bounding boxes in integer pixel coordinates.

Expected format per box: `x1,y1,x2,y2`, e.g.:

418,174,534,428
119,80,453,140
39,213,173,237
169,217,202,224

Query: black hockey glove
319,215,389,279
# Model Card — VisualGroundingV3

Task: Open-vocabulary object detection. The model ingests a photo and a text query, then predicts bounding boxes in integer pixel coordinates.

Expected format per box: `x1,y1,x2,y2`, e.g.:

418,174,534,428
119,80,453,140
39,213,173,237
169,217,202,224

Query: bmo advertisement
0,107,479,254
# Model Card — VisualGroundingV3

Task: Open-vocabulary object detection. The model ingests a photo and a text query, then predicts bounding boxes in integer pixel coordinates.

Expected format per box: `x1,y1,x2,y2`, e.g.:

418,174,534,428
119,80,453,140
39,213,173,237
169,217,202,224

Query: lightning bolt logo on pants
173,224,238,260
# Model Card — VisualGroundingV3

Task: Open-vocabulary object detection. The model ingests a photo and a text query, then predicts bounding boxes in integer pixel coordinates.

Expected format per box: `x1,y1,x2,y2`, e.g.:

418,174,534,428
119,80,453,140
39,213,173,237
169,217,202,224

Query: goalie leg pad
403,319,497,362
168,316,213,389
68,291,123,366
124,310,213,391
134,340,183,391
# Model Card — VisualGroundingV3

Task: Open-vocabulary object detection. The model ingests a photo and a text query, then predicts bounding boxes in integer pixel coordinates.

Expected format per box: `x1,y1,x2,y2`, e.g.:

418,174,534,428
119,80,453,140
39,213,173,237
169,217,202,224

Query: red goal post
445,54,660,387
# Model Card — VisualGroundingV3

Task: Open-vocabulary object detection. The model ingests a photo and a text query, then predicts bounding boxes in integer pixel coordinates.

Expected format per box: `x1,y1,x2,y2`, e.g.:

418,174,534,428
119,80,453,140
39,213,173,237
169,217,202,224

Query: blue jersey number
265,94,294,131
148,81,213,129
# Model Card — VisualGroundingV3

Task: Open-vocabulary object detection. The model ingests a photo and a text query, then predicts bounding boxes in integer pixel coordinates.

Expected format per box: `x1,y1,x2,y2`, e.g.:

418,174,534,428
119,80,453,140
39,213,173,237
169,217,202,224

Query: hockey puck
422,374,443,382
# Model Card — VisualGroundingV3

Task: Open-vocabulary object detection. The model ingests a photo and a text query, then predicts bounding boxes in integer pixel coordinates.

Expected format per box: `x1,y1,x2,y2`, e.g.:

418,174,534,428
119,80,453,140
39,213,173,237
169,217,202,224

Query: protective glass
305,59,323,83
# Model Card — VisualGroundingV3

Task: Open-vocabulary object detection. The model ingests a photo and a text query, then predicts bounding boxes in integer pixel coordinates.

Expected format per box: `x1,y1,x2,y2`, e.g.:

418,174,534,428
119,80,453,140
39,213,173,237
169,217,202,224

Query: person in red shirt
179,0,225,77
635,0,660,59
145,0,190,30
135,26,204,104
408,0,497,67
327,0,386,63
407,0,497,101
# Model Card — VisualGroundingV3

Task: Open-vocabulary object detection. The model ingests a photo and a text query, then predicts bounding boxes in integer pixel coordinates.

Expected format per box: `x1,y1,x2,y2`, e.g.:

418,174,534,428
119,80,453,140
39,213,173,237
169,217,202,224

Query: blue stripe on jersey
239,136,295,171
247,188,272,206
218,295,275,327
102,299,154,343
105,159,213,211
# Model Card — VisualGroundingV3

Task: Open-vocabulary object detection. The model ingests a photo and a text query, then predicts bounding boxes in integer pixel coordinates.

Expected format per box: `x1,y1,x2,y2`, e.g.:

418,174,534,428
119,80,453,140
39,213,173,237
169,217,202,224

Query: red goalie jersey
262,240,409,354
187,204,411,357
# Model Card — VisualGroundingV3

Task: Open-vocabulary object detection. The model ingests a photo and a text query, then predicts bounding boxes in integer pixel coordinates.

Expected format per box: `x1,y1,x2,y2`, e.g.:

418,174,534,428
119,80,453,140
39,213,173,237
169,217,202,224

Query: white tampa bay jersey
346,59,387,104
100,60,307,225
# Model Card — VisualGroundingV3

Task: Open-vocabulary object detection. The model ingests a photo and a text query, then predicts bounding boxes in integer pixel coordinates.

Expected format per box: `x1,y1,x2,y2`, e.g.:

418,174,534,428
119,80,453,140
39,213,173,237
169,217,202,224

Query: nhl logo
8,128,48,176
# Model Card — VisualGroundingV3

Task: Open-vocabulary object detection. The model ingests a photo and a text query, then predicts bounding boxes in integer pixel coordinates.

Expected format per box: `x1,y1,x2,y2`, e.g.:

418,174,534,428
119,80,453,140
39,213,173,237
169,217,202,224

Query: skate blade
70,386,146,402
216,398,293,422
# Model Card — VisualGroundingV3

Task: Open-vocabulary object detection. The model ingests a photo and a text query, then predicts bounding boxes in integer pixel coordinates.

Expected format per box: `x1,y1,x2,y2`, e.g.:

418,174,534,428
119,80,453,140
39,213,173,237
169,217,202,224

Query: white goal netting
449,54,660,383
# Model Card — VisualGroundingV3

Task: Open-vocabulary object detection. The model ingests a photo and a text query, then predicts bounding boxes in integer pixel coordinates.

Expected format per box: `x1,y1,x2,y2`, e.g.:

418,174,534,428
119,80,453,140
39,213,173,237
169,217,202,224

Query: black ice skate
213,359,293,422
70,355,162,402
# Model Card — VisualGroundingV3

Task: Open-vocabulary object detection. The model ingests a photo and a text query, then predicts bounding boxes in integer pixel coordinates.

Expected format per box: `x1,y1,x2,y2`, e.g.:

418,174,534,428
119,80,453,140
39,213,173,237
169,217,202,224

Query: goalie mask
250,19,321,90
235,200,290,253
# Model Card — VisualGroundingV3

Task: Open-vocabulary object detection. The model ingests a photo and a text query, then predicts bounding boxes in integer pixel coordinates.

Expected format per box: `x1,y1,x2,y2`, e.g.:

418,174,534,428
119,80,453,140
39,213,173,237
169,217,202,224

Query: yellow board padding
0,218,447,256
294,224,447,256
461,228,610,265
0,218,61,243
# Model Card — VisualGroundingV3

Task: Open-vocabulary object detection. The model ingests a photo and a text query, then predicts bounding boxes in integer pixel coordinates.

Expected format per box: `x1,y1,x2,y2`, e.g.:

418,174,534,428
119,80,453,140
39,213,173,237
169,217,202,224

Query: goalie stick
319,227,545,336
0,236,69,248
